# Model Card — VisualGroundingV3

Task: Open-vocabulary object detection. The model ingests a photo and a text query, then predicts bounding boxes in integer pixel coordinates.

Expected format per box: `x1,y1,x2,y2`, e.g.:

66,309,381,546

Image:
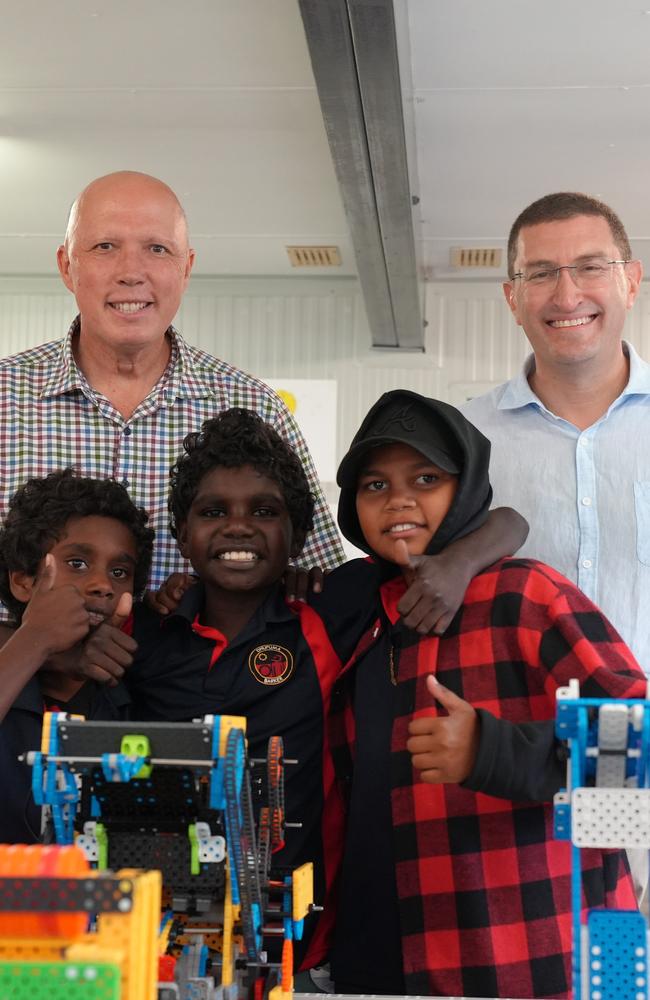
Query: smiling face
57,172,195,356
503,214,642,373
177,465,300,602
10,515,137,627
355,442,458,562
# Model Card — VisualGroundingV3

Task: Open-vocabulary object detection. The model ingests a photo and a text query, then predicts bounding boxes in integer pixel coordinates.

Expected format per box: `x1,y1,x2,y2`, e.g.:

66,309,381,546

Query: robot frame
554,679,650,1000
0,711,314,1000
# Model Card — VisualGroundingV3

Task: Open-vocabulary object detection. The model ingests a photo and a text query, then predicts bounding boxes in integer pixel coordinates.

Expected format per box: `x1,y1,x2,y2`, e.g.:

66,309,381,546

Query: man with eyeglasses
463,191,648,672
461,193,650,902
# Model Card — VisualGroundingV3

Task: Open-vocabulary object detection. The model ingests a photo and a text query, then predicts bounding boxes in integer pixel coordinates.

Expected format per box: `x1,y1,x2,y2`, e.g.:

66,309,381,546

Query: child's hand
21,555,90,656
394,539,472,635
283,566,325,602
406,674,479,784
79,593,137,686
146,572,195,615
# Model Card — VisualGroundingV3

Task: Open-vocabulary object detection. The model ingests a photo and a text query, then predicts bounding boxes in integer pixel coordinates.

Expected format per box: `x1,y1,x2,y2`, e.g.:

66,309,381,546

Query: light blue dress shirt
461,342,650,675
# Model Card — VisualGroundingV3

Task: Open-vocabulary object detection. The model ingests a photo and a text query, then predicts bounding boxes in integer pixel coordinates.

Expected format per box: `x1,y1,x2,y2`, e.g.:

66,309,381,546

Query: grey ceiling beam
298,0,423,350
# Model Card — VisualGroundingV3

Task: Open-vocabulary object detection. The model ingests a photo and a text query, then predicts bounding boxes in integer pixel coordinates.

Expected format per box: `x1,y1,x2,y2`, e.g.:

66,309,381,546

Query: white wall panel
1,276,649,469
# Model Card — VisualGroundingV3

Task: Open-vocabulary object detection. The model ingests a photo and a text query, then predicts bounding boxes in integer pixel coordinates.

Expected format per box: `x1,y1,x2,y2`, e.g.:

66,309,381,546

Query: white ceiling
409,0,650,279
0,0,354,275
2,0,650,286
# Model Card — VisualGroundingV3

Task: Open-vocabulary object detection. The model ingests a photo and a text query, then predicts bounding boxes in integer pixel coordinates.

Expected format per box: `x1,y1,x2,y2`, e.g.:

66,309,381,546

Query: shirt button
121,479,129,488
123,427,132,437
581,497,592,506
582,559,593,569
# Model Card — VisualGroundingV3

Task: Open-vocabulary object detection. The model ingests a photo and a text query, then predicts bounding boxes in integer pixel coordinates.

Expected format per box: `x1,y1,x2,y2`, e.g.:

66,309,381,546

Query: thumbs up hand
21,555,90,656
80,591,137,686
406,674,480,784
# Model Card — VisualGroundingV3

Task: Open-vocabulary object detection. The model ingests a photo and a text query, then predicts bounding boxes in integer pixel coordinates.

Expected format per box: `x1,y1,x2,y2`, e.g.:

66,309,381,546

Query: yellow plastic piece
158,917,172,955
220,860,235,986
65,942,124,966
93,868,161,1000
268,987,293,1000
0,940,65,961
41,711,53,753
218,715,247,755
290,862,313,922
219,857,242,986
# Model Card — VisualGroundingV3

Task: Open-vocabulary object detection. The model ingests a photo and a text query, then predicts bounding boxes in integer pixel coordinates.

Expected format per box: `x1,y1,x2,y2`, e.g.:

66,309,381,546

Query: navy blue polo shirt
0,675,131,844
127,572,380,965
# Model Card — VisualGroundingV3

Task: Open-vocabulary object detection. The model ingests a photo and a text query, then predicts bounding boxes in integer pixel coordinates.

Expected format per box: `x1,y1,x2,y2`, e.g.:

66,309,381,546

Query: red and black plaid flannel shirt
329,557,646,999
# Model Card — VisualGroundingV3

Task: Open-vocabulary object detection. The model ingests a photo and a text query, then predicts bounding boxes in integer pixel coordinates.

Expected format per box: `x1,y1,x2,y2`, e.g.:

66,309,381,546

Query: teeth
549,316,594,328
87,611,107,626
110,302,149,313
388,523,419,534
218,551,258,562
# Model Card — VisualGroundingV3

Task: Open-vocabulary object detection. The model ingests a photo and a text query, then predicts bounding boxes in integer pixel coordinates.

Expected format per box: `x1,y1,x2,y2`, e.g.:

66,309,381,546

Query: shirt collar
621,341,650,396
40,317,214,404
498,341,650,412
40,316,92,399
497,354,538,411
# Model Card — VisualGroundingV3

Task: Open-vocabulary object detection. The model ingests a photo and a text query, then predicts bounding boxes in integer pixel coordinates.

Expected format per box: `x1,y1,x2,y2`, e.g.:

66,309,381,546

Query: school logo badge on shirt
248,644,294,686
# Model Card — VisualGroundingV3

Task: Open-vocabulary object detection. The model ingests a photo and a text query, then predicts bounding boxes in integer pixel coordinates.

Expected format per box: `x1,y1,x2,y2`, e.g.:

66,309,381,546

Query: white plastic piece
76,820,99,861
581,924,590,1000
187,979,212,1000
557,678,581,701
632,705,645,732
572,788,650,848
195,821,226,862
596,704,629,787
598,704,630,750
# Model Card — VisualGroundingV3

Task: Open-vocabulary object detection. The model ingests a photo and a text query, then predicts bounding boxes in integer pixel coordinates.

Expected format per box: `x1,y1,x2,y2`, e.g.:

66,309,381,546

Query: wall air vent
450,247,503,268
286,245,341,267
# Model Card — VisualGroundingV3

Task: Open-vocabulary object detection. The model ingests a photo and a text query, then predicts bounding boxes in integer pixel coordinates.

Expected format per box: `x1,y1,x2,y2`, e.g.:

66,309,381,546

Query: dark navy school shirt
126,574,379,966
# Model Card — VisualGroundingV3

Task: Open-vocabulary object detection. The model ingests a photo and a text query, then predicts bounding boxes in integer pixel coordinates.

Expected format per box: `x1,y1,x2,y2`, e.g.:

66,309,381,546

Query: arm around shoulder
398,506,529,634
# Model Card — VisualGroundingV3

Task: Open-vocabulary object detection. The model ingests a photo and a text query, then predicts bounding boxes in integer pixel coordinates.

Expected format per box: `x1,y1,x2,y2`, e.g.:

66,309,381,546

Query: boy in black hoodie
328,389,646,1000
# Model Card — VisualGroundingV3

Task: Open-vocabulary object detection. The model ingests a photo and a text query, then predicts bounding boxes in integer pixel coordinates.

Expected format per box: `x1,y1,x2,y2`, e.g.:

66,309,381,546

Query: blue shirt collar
498,341,650,412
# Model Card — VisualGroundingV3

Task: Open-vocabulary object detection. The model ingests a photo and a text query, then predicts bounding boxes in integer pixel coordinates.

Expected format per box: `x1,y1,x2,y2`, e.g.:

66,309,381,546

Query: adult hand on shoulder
80,592,138,686
394,539,471,635
146,572,195,615
21,555,90,656
406,674,479,784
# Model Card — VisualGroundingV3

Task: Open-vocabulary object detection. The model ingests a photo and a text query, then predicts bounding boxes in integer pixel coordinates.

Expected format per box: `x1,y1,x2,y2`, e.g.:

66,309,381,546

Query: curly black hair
0,469,155,622
169,409,315,549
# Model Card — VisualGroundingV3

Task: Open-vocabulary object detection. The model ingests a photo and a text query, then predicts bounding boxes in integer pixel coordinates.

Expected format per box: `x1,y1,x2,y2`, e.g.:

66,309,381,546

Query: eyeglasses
511,258,630,289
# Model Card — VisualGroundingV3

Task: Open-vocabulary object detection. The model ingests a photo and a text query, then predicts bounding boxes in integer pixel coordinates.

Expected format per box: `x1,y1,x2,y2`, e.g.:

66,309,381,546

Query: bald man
0,171,344,617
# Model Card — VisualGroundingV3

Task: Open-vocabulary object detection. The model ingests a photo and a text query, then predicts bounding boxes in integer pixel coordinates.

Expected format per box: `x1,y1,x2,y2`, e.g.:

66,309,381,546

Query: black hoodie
336,389,493,564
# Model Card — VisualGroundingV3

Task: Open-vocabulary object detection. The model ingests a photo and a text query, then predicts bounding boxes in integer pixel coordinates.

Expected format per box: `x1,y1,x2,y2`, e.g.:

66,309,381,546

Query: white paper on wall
262,378,337,484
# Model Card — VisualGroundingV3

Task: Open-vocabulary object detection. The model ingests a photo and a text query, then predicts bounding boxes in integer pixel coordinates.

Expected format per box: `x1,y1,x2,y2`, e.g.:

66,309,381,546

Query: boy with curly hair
127,408,361,965
0,469,154,842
